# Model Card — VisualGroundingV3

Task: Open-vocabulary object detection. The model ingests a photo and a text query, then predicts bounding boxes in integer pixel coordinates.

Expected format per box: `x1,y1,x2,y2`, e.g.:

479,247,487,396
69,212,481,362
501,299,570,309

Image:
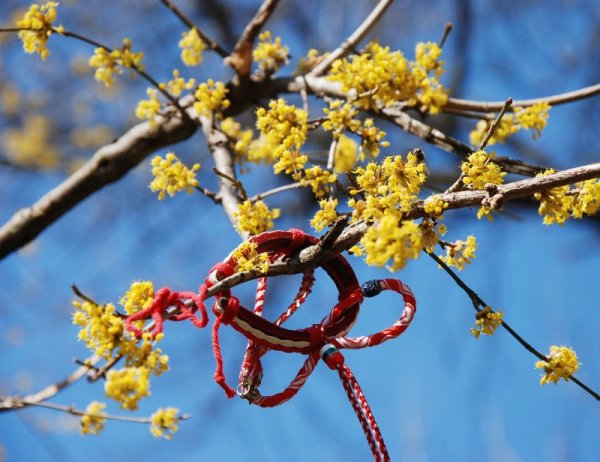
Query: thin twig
16,399,190,423
248,182,303,202
227,0,280,77
194,185,221,204
309,0,394,77
212,167,247,201
446,82,600,112
159,0,230,57
439,22,453,48
478,97,513,150
426,251,599,401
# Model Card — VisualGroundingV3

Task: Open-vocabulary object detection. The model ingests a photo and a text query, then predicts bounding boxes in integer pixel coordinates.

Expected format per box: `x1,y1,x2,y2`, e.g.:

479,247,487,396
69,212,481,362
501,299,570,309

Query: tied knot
213,296,240,325
125,287,173,338
306,323,328,350
284,228,306,256
206,262,235,288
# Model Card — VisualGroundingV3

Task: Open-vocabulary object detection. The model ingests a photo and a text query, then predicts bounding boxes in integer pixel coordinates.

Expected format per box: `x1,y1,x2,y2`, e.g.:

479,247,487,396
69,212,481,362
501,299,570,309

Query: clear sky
1,1,599,461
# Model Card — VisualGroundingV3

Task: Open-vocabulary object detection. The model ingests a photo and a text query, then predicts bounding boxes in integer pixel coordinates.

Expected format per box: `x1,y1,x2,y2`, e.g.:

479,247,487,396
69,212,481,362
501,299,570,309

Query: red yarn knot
124,287,173,338
213,296,240,325
206,262,235,288
305,323,328,350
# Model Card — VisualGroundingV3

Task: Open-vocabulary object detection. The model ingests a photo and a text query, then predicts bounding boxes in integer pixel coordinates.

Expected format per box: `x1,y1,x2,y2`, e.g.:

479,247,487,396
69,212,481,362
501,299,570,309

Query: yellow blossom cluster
2,115,59,169
80,401,107,435
89,39,144,87
354,213,422,271
150,407,180,439
105,366,150,410
162,69,196,97
359,118,390,159
534,170,600,225
348,151,427,221
72,300,124,359
535,346,580,385
310,198,339,232
295,48,324,75
194,79,230,118
246,136,278,165
16,1,60,60
419,218,447,252
135,88,162,124
179,28,205,66
323,100,361,135
149,152,200,200
256,99,309,164
253,31,289,73
439,235,477,270
423,196,449,217
333,134,359,173
461,150,506,190
220,117,254,164
296,166,337,197
471,307,503,339
231,241,270,273
469,102,552,146
328,41,447,113
234,200,280,235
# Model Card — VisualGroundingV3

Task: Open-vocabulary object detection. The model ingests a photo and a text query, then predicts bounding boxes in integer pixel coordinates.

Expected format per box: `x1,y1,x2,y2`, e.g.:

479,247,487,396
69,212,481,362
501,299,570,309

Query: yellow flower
534,169,573,225
333,134,358,173
273,150,308,175
253,31,289,73
231,241,270,273
327,40,447,113
246,136,278,165
323,99,361,135
120,281,154,315
356,212,422,271
419,218,446,252
118,332,170,376
221,117,254,164
439,235,477,270
80,401,107,436
149,152,200,200
163,69,195,97
571,179,600,218
150,407,180,440
135,88,162,125
515,102,551,139
297,166,337,198
179,28,205,66
89,39,144,87
2,115,59,169
295,48,324,74
256,99,309,160
105,367,151,410
470,306,503,339
16,1,59,60
72,300,124,359
234,200,280,235
193,79,230,118
423,196,448,217
536,346,580,385
359,118,389,159
461,150,506,189
310,198,339,232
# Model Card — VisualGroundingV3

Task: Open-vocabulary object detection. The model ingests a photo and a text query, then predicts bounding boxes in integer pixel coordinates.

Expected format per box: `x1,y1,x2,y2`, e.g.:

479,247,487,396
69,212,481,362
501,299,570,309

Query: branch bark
0,108,197,261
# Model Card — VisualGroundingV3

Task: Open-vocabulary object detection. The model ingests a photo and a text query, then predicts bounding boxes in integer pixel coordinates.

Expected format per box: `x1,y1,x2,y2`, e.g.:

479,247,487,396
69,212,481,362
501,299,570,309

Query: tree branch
446,82,600,112
0,107,197,261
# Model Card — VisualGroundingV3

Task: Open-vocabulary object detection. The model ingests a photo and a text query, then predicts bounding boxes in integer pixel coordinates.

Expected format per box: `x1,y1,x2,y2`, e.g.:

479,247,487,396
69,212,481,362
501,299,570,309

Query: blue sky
1,1,599,461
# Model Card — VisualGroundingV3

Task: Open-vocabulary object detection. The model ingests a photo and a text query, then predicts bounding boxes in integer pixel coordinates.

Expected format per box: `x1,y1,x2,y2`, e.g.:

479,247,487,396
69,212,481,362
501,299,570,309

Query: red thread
122,230,416,461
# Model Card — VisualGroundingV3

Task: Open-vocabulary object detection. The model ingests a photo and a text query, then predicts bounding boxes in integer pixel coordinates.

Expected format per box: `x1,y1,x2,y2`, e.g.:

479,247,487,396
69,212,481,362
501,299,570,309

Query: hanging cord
123,230,416,461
